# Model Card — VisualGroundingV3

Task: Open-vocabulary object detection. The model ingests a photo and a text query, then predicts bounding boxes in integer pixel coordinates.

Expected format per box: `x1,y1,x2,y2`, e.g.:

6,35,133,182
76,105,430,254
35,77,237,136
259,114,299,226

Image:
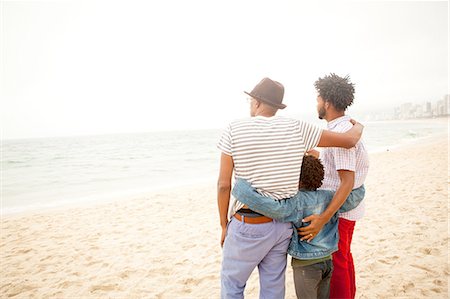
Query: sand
1,134,448,298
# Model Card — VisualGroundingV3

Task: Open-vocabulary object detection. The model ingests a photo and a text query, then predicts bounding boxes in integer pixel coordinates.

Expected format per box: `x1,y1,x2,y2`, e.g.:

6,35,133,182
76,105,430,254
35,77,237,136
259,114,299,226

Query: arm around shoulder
317,122,363,149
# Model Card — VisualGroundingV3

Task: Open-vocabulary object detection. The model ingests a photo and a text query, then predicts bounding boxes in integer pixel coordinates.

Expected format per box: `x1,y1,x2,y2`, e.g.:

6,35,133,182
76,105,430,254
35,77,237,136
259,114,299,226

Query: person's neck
255,111,276,117
325,111,345,123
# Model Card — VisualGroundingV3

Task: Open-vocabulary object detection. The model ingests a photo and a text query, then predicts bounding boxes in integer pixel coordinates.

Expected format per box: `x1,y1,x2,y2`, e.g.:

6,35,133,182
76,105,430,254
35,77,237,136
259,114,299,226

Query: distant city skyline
1,1,448,139
349,94,450,121
393,95,449,119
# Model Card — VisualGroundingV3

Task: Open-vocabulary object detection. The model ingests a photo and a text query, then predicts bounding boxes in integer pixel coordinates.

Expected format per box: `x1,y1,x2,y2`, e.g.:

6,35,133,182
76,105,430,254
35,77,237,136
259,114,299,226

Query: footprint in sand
39,255,53,262
182,278,200,286
17,248,33,254
378,259,392,265
85,260,101,266
410,264,437,274
58,281,80,288
0,283,12,291
89,283,120,292
402,282,414,291
433,279,444,286
181,274,218,287
419,247,440,255
5,284,38,297
119,270,135,279
430,287,442,293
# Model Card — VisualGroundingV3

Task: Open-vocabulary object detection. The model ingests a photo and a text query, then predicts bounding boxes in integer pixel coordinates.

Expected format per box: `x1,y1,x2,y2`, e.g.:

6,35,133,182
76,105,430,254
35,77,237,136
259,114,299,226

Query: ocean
2,118,448,214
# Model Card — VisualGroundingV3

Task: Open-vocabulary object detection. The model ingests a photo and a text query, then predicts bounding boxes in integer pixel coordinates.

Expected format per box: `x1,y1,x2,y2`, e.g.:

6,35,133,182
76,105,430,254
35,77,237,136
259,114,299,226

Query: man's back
217,77,313,299
217,115,322,216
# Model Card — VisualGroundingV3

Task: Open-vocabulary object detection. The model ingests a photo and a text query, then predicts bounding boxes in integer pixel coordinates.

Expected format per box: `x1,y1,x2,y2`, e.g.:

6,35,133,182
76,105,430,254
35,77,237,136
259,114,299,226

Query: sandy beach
1,134,448,298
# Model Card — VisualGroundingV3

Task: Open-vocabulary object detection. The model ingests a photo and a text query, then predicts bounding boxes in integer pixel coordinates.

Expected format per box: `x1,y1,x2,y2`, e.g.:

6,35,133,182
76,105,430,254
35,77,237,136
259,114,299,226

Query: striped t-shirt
217,115,323,217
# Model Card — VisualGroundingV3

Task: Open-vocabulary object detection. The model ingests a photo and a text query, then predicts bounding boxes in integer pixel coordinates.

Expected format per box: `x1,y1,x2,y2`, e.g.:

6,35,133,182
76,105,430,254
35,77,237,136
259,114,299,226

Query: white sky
1,0,448,139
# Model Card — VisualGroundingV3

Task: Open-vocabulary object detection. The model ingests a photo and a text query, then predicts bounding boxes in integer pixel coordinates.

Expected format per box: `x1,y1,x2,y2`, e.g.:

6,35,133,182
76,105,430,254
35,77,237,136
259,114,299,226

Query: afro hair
314,73,355,111
299,155,324,191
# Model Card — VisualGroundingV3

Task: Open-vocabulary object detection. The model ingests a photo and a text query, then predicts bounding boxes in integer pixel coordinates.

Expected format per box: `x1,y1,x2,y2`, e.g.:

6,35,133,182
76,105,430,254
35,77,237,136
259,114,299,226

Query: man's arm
217,153,234,247
298,170,354,242
232,178,297,222
317,121,363,149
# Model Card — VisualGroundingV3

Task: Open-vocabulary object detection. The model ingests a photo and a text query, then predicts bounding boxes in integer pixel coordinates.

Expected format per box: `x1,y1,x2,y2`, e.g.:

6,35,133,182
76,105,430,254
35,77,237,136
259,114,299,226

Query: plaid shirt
319,115,369,221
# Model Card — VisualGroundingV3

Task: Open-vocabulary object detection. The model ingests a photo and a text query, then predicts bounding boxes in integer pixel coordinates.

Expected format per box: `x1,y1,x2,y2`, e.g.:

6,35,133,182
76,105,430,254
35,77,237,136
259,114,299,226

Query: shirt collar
327,115,351,130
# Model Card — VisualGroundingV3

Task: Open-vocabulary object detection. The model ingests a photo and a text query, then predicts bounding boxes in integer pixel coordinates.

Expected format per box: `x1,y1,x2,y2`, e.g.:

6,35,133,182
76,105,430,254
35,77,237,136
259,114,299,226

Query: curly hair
299,155,324,191
314,73,355,111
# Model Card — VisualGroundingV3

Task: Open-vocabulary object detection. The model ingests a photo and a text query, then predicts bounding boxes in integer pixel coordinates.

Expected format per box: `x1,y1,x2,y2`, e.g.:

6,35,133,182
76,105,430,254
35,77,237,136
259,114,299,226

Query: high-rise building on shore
392,95,449,120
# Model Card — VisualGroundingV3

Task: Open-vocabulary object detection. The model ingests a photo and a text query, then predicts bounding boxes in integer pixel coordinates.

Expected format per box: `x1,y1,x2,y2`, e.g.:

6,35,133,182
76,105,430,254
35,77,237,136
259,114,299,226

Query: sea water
2,118,447,214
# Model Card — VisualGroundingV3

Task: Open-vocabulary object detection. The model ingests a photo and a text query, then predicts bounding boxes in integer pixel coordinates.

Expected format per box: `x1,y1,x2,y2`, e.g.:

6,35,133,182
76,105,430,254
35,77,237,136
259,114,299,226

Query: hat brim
244,91,286,109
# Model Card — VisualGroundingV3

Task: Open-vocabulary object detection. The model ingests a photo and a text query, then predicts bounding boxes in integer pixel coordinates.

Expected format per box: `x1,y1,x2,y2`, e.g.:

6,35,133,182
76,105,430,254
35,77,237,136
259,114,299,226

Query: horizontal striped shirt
217,115,323,217
319,115,369,221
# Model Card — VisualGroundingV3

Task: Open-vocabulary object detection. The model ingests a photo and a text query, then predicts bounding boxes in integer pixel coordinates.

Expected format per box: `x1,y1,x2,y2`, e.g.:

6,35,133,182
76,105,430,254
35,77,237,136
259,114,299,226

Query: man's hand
220,225,227,247
317,121,363,149
298,214,328,242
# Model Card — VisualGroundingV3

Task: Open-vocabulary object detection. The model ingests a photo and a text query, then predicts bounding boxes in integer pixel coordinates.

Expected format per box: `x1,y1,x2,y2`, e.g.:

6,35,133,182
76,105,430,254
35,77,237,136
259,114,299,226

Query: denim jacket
231,178,365,260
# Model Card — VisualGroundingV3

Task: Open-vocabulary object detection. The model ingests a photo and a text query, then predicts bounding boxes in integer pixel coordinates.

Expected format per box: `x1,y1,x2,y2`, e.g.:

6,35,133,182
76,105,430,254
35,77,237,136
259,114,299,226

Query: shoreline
367,131,448,153
1,178,217,220
363,117,448,153
3,126,448,217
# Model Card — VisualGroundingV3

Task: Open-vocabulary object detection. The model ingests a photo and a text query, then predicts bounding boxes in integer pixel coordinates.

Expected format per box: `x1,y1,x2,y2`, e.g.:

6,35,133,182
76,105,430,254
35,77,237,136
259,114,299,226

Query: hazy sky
1,0,448,139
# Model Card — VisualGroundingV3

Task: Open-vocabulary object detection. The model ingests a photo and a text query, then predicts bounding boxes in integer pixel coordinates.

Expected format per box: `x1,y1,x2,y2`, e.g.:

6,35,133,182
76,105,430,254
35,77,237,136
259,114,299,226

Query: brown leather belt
234,213,273,224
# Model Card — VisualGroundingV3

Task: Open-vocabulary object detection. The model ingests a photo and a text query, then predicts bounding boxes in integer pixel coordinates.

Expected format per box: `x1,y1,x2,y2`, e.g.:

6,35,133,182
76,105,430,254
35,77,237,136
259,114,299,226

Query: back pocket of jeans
237,222,274,238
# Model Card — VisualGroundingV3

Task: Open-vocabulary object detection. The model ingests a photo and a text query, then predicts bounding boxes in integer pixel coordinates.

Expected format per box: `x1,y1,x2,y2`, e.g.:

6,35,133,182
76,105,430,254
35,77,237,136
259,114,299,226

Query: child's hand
306,149,320,158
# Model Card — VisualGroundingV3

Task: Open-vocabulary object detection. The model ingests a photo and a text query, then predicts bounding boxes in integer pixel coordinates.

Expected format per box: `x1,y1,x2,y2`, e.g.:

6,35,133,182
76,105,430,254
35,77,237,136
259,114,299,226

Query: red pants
330,218,356,299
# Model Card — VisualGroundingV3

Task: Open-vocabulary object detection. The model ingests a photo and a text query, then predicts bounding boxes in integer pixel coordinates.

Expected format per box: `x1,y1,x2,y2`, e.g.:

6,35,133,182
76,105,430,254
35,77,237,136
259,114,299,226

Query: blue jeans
292,258,333,299
221,217,293,299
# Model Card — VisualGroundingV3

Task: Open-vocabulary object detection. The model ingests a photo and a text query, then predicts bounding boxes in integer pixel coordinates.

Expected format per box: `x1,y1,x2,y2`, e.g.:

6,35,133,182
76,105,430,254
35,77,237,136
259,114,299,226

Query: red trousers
330,218,356,299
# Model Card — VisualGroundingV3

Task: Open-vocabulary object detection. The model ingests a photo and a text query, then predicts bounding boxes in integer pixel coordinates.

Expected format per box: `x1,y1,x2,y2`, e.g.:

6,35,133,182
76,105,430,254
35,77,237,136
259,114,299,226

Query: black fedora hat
244,77,286,109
